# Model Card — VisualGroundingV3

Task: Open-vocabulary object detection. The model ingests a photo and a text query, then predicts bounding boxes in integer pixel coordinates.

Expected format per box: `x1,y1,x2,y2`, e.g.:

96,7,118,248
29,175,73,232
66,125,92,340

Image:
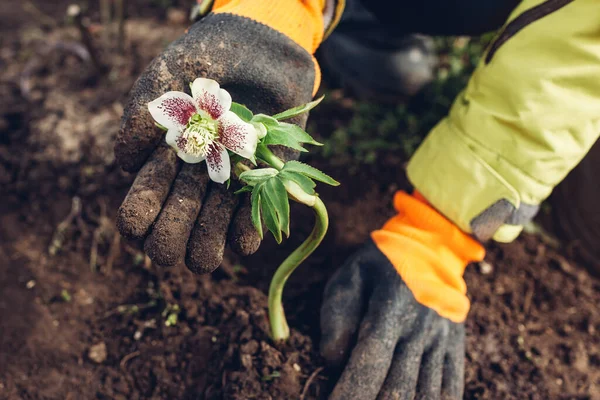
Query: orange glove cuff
212,0,325,54
211,0,325,94
371,191,485,323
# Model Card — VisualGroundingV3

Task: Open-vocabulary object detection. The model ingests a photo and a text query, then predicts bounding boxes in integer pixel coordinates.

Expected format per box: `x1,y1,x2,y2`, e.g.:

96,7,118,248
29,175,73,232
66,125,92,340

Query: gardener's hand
114,9,320,273
320,192,485,399
321,240,465,400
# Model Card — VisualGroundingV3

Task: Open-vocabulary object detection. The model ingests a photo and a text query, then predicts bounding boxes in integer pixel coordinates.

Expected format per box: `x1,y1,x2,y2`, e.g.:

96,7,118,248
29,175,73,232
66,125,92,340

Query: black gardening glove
321,240,465,400
114,13,315,273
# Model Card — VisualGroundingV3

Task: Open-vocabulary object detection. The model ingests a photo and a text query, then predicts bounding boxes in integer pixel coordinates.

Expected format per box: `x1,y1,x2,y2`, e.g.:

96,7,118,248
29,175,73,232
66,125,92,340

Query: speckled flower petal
177,151,205,164
165,128,180,150
217,111,258,160
191,78,232,120
205,143,231,184
148,91,197,130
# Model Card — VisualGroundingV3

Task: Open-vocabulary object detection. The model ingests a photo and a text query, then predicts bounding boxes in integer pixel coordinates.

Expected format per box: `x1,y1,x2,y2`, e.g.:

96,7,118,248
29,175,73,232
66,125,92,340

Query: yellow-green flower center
176,113,219,157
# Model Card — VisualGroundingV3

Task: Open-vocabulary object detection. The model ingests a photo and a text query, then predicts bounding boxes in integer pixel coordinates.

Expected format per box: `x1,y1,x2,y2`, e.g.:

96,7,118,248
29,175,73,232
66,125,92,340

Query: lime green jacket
408,0,600,242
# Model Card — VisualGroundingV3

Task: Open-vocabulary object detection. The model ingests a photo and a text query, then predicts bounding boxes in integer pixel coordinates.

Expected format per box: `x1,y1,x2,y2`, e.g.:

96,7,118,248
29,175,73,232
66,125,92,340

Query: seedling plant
149,78,338,342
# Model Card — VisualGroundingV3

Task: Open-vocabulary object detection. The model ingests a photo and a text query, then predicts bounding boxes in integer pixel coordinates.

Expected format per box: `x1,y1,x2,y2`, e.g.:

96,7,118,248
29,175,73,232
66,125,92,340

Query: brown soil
1,3,600,400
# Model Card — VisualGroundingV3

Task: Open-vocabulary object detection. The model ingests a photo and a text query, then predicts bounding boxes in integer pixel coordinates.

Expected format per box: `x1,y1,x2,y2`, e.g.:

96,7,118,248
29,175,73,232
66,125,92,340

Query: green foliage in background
313,34,495,167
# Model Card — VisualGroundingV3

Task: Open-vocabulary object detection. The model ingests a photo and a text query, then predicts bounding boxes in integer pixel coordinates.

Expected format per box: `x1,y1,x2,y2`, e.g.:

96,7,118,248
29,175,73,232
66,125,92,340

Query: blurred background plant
311,33,496,169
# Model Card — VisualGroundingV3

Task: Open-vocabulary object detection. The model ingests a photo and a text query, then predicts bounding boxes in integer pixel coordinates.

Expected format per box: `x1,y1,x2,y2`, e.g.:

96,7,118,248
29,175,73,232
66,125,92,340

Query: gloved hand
320,192,485,399
114,1,328,273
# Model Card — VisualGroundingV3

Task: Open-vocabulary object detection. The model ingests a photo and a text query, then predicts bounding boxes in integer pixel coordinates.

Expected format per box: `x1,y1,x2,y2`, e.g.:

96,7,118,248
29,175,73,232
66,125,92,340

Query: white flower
148,78,259,183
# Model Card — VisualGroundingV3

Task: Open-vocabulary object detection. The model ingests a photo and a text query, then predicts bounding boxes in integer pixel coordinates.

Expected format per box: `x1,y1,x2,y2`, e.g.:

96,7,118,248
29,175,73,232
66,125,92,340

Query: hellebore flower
148,78,258,183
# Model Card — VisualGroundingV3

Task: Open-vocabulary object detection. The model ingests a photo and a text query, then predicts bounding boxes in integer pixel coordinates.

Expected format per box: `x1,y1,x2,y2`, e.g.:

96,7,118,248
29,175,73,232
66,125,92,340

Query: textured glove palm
114,13,316,273
321,192,484,399
321,240,466,400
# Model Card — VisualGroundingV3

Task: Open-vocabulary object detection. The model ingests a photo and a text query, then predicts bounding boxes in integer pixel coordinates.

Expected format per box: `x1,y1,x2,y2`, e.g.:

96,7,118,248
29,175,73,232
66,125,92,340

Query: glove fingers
441,325,465,400
319,257,366,369
328,274,409,400
144,163,210,266
185,183,239,274
376,334,427,400
228,194,262,256
117,145,179,239
414,327,448,400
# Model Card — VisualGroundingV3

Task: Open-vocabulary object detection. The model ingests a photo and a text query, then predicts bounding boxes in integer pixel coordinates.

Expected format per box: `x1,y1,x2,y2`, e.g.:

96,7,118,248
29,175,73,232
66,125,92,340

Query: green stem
268,197,328,342
257,145,327,341
258,146,285,170
233,161,251,178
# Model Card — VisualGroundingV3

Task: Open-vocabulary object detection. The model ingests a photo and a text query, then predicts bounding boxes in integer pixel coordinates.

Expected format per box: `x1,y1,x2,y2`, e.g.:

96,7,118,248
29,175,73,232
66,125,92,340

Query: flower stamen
177,113,219,157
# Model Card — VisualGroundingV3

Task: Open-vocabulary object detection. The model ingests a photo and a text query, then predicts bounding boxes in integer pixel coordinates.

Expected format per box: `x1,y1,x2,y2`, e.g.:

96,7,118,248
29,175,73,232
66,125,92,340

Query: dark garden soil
1,3,599,400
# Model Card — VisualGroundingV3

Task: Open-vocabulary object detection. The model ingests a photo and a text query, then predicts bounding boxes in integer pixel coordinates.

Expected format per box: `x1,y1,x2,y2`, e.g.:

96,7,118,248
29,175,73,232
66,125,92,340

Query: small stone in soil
240,354,252,369
479,261,493,275
88,342,107,363
240,340,259,355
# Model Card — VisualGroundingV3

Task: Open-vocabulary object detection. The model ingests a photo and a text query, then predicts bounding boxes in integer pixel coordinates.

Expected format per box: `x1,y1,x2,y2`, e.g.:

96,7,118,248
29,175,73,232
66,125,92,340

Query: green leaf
230,102,253,122
262,371,281,381
234,185,253,195
251,114,279,128
239,168,279,186
61,289,72,302
277,122,322,146
251,185,263,239
260,122,321,152
254,175,292,242
253,115,321,152
279,170,316,195
272,95,324,121
267,177,290,237
261,128,308,153
261,195,282,244
282,161,340,186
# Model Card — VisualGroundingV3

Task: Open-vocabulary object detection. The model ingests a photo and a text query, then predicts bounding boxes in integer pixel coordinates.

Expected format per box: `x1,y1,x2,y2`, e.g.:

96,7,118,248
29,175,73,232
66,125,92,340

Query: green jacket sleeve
407,0,600,242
